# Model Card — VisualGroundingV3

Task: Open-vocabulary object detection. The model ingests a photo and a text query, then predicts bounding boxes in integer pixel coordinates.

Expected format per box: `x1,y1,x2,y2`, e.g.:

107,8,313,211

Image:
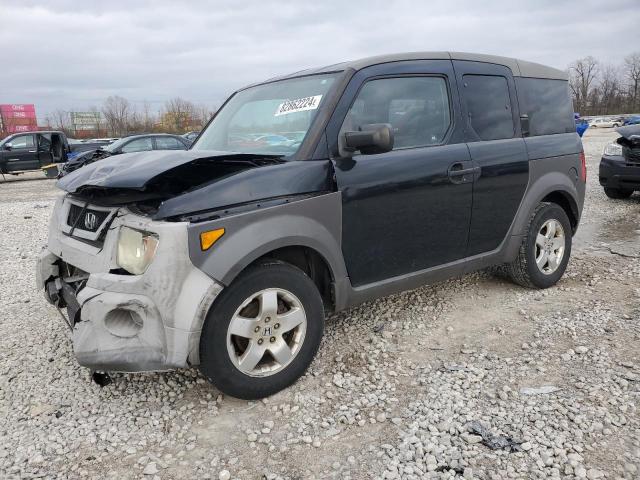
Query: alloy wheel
534,219,565,275
226,288,307,377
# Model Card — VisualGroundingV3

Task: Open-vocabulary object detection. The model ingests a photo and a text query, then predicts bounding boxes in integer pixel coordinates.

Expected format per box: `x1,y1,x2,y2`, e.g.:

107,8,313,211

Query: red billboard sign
0,104,36,114
9,125,34,133
0,104,38,133
0,104,37,120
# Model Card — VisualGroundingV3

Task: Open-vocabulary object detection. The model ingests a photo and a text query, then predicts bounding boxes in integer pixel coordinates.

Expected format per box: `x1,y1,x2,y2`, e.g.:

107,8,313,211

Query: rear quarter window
516,78,574,136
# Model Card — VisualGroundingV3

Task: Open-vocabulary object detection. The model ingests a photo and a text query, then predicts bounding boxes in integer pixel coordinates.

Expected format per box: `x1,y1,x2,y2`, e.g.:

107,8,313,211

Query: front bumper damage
36,196,223,372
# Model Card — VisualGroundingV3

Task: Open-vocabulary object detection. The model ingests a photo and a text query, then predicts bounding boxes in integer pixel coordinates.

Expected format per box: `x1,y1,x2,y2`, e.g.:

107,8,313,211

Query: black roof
259,51,567,85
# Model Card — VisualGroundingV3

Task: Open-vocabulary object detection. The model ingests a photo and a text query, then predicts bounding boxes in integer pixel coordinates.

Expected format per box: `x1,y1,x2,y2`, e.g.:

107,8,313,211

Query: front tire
604,187,633,199
199,262,324,399
506,202,572,289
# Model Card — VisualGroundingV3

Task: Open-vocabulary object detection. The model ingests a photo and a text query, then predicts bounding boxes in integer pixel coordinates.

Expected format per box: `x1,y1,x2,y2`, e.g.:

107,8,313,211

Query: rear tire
604,187,633,199
199,262,324,399
506,202,572,289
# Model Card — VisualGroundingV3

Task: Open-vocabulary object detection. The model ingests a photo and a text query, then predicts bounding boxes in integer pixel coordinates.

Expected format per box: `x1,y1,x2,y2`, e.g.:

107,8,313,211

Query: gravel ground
0,129,638,480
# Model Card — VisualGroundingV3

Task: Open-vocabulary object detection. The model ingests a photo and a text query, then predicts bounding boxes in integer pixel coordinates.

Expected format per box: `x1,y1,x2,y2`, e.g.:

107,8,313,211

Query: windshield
192,73,338,156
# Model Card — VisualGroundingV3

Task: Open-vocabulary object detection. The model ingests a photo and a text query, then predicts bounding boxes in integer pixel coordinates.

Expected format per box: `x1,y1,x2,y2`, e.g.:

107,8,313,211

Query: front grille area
623,145,640,166
67,204,110,233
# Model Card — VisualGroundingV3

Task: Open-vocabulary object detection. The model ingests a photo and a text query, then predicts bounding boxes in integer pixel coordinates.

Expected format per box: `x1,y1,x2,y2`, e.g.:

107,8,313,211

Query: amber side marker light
200,228,225,251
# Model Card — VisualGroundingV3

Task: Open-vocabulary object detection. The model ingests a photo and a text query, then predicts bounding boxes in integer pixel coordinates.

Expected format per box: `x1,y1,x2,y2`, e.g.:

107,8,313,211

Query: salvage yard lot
0,129,639,479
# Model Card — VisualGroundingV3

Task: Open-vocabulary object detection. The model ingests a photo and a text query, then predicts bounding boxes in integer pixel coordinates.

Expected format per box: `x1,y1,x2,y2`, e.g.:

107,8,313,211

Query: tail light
579,151,587,182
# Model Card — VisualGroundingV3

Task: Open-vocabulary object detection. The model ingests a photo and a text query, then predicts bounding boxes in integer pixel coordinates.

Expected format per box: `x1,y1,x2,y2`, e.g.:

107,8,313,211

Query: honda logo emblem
84,212,98,230
263,326,272,336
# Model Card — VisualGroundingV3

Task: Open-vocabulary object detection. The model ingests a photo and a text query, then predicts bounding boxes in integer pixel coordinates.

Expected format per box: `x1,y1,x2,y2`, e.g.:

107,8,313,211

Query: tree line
42,96,216,138
569,52,640,116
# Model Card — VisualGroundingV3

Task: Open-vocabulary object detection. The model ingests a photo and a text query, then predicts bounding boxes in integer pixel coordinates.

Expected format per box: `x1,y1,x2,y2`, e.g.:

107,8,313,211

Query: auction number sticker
275,95,323,116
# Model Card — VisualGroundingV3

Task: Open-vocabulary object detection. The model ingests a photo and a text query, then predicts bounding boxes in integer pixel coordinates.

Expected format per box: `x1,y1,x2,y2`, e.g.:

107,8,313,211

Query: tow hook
91,371,112,387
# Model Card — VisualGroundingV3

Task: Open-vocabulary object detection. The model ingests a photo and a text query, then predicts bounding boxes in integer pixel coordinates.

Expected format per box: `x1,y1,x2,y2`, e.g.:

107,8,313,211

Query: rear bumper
599,156,640,190
37,197,223,372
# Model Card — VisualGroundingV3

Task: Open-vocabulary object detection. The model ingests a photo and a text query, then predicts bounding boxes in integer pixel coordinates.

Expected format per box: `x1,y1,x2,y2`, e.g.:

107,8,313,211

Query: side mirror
343,123,394,155
4,142,13,151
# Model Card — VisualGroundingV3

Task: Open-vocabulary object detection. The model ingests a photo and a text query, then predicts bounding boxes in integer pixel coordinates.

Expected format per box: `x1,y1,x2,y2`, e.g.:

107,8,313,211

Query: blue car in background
624,115,640,126
575,113,589,137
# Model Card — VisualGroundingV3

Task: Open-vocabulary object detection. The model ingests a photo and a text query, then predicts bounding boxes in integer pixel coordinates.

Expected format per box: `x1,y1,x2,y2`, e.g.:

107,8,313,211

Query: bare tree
598,65,622,115
161,97,197,133
49,110,72,136
102,95,131,136
195,104,215,128
569,56,599,114
624,52,640,111
140,100,156,132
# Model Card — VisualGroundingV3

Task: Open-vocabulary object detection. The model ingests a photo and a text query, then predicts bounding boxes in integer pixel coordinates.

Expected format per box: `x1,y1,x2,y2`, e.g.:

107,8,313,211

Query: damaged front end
615,124,640,165
37,195,223,372
38,150,334,373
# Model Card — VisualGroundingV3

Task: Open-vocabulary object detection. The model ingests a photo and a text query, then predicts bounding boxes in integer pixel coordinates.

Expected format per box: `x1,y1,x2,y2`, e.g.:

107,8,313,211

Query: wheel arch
188,193,349,312
512,166,583,238
540,190,579,233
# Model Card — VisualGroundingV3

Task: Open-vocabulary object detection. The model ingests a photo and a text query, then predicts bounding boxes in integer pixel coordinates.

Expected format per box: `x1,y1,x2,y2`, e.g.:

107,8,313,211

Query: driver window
8,134,35,149
341,76,451,151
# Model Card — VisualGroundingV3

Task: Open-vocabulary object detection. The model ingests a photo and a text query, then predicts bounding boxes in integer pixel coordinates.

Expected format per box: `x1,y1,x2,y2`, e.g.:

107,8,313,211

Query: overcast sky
2,0,639,121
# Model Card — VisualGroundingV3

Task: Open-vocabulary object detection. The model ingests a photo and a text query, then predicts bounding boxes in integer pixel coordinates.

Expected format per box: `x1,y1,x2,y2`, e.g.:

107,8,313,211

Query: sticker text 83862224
274,95,323,116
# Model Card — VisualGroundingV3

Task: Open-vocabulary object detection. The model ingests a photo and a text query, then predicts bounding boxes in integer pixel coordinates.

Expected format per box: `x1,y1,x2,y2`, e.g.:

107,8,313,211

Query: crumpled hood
54,148,333,220
616,124,640,144
57,149,235,192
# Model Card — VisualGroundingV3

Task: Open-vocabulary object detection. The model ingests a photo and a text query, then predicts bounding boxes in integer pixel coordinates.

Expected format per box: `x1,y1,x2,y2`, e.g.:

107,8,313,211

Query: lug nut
265,317,271,323
254,326,260,333
257,338,264,345
274,323,280,329
270,336,276,343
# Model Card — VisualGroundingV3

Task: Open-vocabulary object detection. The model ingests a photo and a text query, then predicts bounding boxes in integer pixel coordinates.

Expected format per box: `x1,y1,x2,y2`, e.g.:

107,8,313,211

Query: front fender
187,192,347,288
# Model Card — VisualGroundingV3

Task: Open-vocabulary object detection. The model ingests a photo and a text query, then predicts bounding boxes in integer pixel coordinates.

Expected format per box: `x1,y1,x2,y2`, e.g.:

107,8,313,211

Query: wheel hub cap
226,288,307,377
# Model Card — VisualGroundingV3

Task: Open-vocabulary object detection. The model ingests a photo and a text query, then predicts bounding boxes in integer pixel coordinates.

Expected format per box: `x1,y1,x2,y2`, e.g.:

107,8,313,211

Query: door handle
448,163,480,183
28,150,37,153
449,167,477,176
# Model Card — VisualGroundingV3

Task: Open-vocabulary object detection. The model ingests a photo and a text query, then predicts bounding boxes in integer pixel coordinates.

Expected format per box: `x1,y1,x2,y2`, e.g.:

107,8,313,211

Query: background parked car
59,133,190,177
589,117,622,128
0,130,108,176
623,115,640,126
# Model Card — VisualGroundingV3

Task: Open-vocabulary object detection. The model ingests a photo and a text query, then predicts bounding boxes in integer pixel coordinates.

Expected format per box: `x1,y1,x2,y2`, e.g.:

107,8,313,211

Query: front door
327,60,474,287
3,134,39,171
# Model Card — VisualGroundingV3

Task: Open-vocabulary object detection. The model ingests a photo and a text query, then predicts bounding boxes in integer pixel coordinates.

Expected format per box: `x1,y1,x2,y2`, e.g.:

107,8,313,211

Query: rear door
328,60,474,287
37,133,54,166
3,134,39,171
453,61,529,256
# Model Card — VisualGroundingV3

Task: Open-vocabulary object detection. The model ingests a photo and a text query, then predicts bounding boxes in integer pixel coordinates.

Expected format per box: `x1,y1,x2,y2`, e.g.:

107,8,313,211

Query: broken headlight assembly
116,226,159,275
603,142,623,156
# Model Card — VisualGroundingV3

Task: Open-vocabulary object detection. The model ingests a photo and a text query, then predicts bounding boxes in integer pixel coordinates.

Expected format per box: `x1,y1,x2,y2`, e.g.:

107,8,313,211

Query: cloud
1,0,638,120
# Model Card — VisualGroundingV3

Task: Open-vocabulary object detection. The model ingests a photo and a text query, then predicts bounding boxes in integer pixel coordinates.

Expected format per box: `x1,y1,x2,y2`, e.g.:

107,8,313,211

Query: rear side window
342,76,451,150
155,136,186,150
462,75,514,141
121,137,153,153
516,78,574,136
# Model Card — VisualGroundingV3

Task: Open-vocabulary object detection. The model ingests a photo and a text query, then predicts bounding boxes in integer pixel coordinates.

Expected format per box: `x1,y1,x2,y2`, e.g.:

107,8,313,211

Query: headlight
117,227,159,275
603,143,623,156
